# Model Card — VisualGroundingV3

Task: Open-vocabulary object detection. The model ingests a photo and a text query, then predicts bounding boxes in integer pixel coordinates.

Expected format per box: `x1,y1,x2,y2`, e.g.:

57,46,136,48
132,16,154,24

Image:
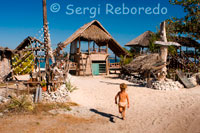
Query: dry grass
33,102,78,114
0,94,78,115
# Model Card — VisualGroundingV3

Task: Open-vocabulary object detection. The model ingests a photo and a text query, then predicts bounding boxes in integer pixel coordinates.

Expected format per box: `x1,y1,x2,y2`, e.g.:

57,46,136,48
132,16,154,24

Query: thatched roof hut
125,31,154,47
125,31,200,48
61,20,128,57
123,53,165,73
169,36,200,48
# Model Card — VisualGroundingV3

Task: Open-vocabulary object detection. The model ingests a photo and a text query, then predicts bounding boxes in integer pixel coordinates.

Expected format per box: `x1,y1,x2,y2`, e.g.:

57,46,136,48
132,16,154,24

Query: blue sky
0,0,185,51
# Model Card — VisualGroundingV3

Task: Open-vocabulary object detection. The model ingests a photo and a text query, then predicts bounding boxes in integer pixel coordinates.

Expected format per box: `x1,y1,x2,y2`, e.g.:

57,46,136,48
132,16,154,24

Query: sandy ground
0,75,200,133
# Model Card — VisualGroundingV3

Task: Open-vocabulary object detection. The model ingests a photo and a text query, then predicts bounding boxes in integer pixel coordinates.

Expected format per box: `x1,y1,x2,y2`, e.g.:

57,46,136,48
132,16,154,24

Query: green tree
168,0,200,39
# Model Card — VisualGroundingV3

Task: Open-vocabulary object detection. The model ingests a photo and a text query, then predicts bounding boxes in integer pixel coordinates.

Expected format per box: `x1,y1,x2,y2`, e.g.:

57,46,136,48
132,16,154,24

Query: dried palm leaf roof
123,53,165,73
169,36,200,48
125,31,200,48
125,31,154,47
0,47,14,58
15,36,44,50
0,47,13,52
62,20,128,57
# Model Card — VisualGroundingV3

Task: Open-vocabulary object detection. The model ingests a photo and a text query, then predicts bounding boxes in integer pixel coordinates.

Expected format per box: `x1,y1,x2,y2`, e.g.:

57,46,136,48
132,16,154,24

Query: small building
0,47,14,82
125,30,154,54
57,20,128,76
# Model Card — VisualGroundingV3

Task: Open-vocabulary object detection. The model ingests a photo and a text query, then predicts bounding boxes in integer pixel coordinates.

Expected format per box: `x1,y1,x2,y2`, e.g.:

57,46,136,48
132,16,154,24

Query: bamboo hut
56,20,128,76
0,47,14,82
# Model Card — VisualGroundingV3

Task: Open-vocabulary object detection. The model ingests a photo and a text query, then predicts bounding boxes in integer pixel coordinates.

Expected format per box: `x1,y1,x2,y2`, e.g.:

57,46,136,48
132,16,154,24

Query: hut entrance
92,61,106,75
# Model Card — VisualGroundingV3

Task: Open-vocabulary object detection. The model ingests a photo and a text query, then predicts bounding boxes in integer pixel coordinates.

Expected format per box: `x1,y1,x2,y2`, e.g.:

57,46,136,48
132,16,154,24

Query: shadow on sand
90,109,121,123
100,81,143,87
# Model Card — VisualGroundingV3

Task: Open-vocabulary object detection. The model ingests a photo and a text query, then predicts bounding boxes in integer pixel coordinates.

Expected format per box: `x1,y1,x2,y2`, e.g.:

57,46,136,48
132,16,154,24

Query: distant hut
56,20,128,76
0,47,14,82
125,31,154,54
125,31,200,73
125,31,200,56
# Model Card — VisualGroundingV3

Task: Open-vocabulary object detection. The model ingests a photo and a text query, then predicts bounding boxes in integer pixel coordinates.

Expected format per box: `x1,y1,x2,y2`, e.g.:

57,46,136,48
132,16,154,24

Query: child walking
115,83,130,120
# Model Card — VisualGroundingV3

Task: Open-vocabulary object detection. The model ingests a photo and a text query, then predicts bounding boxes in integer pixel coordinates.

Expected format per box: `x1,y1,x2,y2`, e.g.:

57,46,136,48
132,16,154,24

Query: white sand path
69,75,200,133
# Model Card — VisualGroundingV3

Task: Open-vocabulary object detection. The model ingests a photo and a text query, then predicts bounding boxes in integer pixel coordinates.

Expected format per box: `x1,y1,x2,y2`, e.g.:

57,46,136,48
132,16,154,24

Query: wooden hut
125,31,154,54
57,20,128,76
125,31,200,73
125,31,200,56
0,47,14,82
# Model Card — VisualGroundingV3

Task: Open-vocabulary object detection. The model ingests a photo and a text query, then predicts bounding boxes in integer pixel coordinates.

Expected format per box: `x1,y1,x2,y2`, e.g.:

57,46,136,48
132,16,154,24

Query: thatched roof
169,36,200,48
125,30,200,48
0,47,14,53
125,31,154,47
15,36,44,50
0,47,14,58
123,54,165,73
62,20,128,57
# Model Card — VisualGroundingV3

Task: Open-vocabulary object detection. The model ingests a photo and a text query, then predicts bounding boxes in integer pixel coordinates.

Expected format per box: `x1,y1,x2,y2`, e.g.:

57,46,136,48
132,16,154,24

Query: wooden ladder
81,54,86,76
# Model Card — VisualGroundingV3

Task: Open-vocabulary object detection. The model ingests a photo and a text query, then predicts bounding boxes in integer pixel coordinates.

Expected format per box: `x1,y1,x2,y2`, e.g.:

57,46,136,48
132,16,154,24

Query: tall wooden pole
43,0,50,88
159,21,168,81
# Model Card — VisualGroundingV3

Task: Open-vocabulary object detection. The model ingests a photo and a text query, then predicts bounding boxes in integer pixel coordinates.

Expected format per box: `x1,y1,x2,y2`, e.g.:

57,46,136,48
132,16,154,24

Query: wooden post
43,0,51,89
106,43,108,54
93,42,95,52
88,41,90,54
159,21,168,81
78,37,81,53
106,56,109,75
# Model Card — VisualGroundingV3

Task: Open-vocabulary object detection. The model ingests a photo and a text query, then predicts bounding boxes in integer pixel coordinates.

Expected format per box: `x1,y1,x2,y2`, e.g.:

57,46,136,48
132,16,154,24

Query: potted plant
41,80,47,92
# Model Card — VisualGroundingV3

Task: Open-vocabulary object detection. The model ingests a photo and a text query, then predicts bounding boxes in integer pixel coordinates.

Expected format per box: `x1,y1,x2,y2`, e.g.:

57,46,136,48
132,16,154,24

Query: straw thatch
123,54,165,73
0,47,14,59
169,36,200,48
15,36,44,50
0,47,14,53
80,24,111,41
62,20,128,57
125,31,154,47
125,31,200,48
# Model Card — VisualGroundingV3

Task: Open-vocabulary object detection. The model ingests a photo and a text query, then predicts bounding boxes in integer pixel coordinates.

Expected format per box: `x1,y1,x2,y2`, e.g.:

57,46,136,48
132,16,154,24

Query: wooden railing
69,62,77,70
109,63,121,69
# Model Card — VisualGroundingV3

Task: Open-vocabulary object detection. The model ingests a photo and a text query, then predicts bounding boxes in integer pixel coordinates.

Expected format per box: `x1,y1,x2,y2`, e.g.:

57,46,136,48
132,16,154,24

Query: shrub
65,81,78,93
7,95,33,113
